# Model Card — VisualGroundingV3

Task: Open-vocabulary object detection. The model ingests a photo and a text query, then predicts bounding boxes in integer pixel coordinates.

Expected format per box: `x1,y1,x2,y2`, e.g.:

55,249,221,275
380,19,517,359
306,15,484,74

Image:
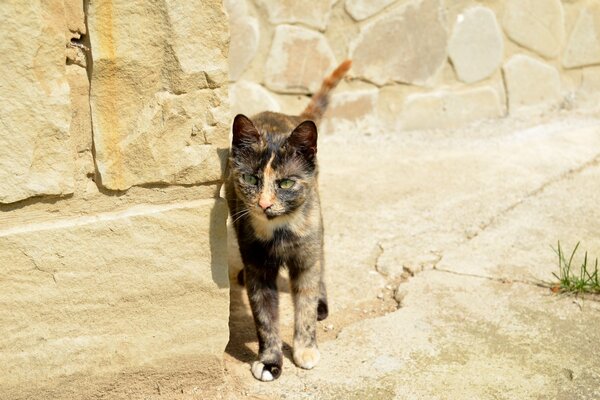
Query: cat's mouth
253,207,284,220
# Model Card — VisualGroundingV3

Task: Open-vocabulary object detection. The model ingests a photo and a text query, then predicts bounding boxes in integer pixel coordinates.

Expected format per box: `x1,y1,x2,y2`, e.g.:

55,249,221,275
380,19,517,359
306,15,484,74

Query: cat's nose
259,198,273,210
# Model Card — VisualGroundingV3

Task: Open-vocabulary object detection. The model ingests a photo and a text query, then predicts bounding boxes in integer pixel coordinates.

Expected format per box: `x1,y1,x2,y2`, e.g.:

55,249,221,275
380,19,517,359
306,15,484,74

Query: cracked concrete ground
223,113,600,400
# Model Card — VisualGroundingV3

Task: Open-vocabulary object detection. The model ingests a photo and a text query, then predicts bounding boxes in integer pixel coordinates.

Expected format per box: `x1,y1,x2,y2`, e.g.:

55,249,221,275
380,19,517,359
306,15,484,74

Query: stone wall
0,1,230,398
228,0,600,133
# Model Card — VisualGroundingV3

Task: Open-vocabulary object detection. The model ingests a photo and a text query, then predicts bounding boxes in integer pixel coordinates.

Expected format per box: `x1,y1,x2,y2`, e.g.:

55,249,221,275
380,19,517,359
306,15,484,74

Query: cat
226,60,352,381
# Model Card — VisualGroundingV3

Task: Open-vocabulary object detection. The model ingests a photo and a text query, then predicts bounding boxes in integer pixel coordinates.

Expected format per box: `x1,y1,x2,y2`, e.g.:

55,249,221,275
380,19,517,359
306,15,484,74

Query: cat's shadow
225,226,293,364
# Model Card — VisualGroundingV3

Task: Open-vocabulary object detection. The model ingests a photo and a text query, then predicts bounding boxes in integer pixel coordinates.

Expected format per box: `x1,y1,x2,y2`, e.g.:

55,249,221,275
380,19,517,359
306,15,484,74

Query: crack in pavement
372,241,386,277
468,152,600,241
433,265,551,289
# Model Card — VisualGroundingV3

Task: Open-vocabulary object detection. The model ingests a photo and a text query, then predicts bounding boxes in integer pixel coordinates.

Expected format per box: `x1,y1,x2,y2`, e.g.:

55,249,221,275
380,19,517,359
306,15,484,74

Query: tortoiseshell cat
226,60,351,381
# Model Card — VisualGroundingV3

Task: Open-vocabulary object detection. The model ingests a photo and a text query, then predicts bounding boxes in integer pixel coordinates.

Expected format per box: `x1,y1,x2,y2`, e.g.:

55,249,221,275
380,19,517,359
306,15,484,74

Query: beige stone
0,1,74,204
224,0,248,20
0,199,229,398
503,55,562,114
87,0,230,191
255,0,337,31
165,1,229,82
563,4,600,68
350,0,448,86
401,87,504,130
448,6,503,84
229,16,260,81
345,0,396,21
66,65,95,192
503,0,564,59
264,25,337,94
581,67,600,94
575,66,600,110
321,89,379,134
230,80,281,116
63,0,86,36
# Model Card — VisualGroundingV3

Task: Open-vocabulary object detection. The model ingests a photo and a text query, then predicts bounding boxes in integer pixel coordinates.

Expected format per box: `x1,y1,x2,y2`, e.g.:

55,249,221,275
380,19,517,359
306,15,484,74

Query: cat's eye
278,179,295,189
242,174,258,185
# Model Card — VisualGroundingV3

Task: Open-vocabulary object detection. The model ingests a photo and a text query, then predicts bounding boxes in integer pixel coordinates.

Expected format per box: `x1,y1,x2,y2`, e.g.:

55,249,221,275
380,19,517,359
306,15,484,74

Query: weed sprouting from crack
552,241,600,294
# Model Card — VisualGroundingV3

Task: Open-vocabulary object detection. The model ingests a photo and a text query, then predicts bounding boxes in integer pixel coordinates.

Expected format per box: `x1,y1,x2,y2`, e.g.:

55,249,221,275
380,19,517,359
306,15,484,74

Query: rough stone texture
255,0,337,31
350,0,448,86
563,3,600,68
448,6,503,84
503,0,565,59
264,25,337,94
321,89,379,134
66,65,96,193
228,16,260,81
0,1,74,204
401,87,504,130
345,0,397,21
0,199,229,399
87,0,229,191
503,55,562,114
230,80,281,116
63,0,86,37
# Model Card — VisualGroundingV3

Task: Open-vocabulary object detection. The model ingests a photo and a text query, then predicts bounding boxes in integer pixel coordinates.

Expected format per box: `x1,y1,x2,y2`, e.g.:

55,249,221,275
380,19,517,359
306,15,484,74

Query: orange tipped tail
301,60,352,122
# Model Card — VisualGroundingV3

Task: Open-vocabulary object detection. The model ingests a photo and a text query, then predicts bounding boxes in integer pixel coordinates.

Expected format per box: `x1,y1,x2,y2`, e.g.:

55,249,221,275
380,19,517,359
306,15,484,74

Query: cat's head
229,114,318,221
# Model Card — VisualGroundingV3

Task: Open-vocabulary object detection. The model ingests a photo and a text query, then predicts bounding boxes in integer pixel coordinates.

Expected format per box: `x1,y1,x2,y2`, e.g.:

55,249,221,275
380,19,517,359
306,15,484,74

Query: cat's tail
300,59,352,122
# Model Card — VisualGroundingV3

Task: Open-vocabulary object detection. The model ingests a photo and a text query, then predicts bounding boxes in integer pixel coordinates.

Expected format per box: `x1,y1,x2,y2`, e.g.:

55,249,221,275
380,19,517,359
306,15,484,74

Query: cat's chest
249,211,307,242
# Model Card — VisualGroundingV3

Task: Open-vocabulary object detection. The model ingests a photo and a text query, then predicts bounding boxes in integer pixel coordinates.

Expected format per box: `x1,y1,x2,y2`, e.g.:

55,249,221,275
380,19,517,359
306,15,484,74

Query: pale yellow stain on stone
93,0,124,189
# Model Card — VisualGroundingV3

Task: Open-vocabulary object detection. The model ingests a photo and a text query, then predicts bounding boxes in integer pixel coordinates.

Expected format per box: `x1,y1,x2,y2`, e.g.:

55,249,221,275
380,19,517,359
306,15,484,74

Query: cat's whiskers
230,208,251,225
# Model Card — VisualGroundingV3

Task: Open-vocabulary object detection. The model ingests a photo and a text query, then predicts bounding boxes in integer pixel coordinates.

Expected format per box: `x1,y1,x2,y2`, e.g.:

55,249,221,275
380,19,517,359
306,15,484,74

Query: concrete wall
229,0,600,133
0,1,230,398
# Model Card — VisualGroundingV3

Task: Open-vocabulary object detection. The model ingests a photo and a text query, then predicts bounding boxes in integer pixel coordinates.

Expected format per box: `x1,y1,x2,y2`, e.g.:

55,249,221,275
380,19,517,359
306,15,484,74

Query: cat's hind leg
317,279,328,321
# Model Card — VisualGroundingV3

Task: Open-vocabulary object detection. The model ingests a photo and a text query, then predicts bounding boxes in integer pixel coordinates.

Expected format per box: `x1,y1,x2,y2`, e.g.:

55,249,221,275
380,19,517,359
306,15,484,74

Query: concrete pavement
223,113,600,400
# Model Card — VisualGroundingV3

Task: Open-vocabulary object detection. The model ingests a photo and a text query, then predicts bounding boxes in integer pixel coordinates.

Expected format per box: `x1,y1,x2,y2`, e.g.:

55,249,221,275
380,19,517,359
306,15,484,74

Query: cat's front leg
244,263,283,381
288,254,322,370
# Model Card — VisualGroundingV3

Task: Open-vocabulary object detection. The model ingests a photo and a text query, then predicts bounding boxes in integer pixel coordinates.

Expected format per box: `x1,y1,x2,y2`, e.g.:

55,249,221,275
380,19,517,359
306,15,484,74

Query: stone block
87,0,230,191
229,16,260,81
64,0,86,36
563,3,600,68
321,89,379,134
503,55,562,114
401,87,504,130
255,0,336,31
503,0,564,59
350,0,448,86
230,80,281,116
224,0,248,20
0,199,229,399
345,0,396,21
66,65,95,192
448,6,503,84
264,25,337,94
581,66,600,94
0,1,74,204
575,66,600,110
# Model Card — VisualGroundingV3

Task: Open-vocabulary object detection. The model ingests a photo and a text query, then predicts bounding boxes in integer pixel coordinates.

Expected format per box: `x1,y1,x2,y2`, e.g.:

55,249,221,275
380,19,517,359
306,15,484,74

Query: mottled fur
226,61,351,381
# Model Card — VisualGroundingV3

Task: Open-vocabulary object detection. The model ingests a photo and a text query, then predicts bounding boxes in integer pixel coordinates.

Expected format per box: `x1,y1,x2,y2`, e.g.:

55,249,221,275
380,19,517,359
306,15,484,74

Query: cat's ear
232,114,261,149
287,120,318,158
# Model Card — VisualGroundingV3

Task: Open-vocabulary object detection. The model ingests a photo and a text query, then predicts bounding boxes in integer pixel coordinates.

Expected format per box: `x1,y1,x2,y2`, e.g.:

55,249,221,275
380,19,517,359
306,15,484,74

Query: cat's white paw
293,347,320,369
251,361,280,381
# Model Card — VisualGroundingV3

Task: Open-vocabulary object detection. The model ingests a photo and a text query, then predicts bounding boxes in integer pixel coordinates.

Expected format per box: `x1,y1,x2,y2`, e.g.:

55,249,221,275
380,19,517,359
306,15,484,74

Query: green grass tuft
552,241,600,294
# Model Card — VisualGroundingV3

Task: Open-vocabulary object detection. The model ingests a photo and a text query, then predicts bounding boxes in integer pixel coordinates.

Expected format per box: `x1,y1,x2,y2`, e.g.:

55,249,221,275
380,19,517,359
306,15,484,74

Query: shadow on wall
210,194,230,289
